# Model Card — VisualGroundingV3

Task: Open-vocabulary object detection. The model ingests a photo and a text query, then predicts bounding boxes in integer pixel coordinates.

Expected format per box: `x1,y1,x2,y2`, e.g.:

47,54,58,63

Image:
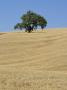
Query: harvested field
0,28,67,90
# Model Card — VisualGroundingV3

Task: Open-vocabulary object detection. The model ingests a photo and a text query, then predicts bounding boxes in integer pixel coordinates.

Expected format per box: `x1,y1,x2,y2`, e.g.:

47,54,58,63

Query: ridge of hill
0,28,67,90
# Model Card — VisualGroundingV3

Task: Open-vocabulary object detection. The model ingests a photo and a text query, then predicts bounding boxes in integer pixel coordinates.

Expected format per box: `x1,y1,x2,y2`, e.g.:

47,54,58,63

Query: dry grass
0,28,67,89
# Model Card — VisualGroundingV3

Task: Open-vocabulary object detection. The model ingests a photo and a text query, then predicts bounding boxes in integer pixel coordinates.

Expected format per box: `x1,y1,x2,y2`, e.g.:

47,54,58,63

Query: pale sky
0,0,67,32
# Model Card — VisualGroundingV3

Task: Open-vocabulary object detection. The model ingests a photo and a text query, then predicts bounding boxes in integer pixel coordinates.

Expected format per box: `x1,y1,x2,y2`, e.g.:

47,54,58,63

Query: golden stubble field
0,28,67,90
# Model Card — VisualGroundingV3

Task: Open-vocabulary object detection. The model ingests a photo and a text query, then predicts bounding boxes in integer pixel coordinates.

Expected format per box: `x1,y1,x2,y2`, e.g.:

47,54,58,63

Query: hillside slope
0,28,67,90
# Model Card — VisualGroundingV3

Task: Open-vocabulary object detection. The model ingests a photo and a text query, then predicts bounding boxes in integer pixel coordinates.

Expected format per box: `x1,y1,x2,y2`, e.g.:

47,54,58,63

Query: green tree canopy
14,11,47,32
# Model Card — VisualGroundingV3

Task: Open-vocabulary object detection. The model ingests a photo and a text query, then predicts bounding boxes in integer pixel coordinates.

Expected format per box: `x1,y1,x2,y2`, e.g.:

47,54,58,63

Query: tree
14,11,47,32
14,23,23,30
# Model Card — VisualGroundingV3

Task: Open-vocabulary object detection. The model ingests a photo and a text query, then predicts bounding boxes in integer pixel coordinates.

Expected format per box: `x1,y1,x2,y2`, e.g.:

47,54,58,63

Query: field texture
0,28,67,90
